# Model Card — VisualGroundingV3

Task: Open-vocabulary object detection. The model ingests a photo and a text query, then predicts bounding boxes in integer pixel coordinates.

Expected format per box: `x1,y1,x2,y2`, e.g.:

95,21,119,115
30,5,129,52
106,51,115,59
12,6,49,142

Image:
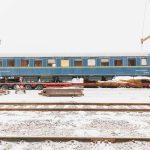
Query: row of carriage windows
0,58,148,67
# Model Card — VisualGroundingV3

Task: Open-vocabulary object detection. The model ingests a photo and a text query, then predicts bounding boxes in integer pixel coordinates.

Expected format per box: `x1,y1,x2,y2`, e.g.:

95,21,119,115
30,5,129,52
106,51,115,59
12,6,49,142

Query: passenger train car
0,53,150,84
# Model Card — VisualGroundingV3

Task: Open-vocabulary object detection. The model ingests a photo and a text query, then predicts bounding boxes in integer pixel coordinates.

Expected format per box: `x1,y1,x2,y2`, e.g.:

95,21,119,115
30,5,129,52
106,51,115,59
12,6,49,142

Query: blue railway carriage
0,52,150,83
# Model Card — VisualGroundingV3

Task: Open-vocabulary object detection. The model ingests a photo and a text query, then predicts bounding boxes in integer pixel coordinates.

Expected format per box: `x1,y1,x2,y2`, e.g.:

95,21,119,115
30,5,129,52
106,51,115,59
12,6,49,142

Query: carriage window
114,59,123,66
88,59,95,66
0,60,2,67
101,58,109,66
128,58,136,66
7,59,15,67
74,59,82,66
61,59,69,67
34,59,42,67
21,59,29,67
48,59,56,67
141,58,147,65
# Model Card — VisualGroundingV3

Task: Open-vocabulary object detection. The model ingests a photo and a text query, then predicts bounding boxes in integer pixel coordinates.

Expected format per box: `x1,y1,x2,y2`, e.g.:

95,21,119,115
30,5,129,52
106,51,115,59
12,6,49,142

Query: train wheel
25,84,32,90
1,85,9,90
13,85,18,90
36,85,43,90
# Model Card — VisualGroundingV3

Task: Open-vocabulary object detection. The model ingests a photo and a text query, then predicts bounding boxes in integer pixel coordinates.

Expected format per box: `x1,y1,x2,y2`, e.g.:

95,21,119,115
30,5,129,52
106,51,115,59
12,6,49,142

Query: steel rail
0,102,150,112
0,102,150,105
0,136,150,142
0,108,150,112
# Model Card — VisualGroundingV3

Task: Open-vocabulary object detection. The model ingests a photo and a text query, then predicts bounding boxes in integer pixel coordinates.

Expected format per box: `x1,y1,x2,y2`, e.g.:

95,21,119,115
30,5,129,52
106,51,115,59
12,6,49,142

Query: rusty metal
0,102,150,112
0,136,150,142
0,108,150,112
0,102,150,105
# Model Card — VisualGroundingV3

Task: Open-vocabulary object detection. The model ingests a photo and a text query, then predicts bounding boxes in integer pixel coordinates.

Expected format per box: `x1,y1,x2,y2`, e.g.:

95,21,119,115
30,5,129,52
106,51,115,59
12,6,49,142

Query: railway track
0,136,150,143
0,102,150,112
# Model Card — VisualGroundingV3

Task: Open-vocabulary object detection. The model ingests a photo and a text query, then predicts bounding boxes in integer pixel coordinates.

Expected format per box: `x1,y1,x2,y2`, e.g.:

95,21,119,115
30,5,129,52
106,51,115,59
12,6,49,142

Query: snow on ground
0,88,150,103
0,140,150,150
0,111,150,137
112,76,150,81
0,88,150,149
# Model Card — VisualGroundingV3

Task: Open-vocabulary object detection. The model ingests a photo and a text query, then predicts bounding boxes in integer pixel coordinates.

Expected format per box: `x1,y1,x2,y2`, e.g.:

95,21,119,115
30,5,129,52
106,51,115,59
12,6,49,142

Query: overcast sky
0,0,150,54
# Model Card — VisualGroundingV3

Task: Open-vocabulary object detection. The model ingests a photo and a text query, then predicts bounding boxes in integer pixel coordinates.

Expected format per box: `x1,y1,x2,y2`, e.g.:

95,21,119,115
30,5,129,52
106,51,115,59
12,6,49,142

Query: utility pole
141,35,150,44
